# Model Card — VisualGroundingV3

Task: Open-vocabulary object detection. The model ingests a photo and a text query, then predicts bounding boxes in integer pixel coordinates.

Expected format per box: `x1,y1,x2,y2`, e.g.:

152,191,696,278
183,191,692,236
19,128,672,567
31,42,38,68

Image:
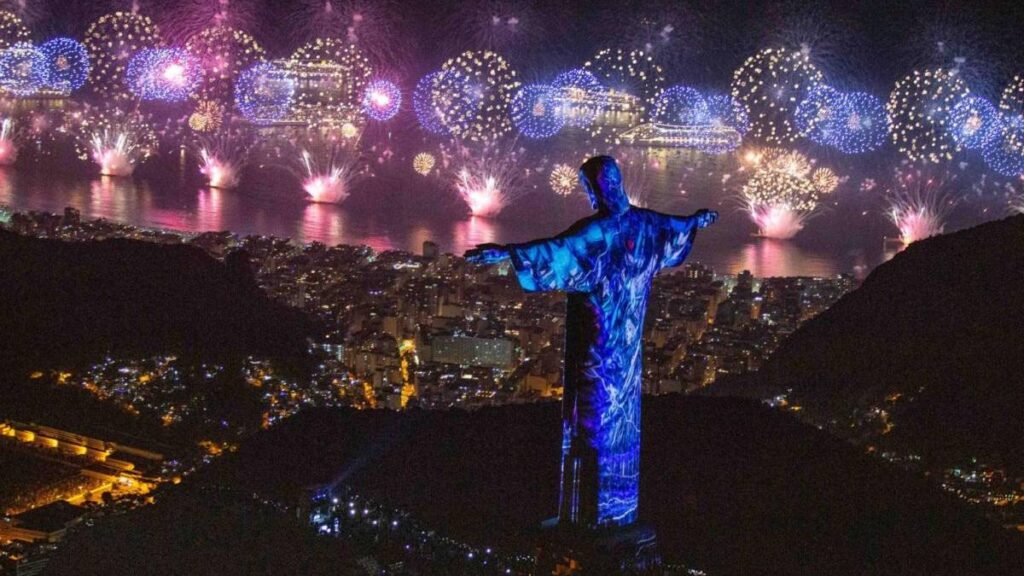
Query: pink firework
885,167,954,245
447,140,526,218
456,170,507,217
749,204,807,240
195,131,251,190
301,149,354,204
887,195,949,245
200,150,239,189
0,118,17,165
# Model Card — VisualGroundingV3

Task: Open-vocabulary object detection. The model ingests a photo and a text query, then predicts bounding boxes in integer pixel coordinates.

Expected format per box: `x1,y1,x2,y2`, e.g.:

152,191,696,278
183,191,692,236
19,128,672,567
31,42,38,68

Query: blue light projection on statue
466,156,717,528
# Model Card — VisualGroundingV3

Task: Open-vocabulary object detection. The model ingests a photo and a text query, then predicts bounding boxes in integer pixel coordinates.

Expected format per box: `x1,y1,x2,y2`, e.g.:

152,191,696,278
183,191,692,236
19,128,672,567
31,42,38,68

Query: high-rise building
422,240,439,259
63,207,81,226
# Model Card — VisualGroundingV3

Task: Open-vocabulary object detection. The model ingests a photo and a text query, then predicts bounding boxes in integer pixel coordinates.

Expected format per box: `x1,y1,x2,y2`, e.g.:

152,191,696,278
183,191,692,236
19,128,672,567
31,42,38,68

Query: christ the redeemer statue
466,155,717,530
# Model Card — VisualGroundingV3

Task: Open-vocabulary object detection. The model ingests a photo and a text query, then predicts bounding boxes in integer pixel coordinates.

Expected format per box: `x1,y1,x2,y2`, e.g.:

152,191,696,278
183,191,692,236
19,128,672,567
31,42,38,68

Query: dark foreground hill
44,484,364,576
747,215,1024,471
49,397,1024,576
0,229,313,371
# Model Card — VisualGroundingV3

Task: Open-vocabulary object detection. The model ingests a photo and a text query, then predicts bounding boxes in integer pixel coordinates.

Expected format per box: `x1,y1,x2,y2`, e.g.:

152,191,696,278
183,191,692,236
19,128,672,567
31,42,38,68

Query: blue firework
0,42,49,97
651,84,707,124
795,84,845,145
948,95,999,150
362,79,402,122
125,48,201,102
982,117,1024,177
828,91,889,154
234,62,295,124
413,71,449,136
550,68,603,128
511,83,564,139
39,37,90,94
703,92,750,135
551,68,602,92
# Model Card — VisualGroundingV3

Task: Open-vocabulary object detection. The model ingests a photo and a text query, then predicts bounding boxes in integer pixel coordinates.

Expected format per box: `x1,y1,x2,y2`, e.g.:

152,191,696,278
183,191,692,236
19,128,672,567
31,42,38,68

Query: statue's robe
508,207,699,528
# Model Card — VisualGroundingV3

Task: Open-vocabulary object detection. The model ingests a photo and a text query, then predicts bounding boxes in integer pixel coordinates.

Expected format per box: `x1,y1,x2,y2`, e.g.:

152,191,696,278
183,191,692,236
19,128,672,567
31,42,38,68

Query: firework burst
234,61,295,124
412,151,435,175
432,50,519,143
583,48,665,141
293,133,366,204
76,107,158,177
510,83,564,139
186,26,265,105
361,79,401,121
0,116,17,165
742,169,823,239
0,42,48,97
447,140,526,217
290,38,373,127
886,171,953,245
0,10,28,51
125,48,201,102
731,47,824,144
741,148,836,239
38,38,90,95
194,130,252,189
413,71,448,136
83,12,163,98
886,68,970,163
188,99,225,132
548,163,577,196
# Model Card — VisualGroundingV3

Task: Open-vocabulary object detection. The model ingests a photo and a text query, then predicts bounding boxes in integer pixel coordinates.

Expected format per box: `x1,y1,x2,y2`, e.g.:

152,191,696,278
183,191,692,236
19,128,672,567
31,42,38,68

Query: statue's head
579,155,630,214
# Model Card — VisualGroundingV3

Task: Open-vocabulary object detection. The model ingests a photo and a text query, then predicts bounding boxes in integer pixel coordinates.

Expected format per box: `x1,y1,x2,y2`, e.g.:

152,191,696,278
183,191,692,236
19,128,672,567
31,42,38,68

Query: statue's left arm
657,209,718,270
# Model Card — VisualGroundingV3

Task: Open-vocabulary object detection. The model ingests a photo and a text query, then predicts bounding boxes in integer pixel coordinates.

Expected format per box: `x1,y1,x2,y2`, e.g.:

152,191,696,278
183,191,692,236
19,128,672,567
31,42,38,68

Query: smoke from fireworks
186,26,265,104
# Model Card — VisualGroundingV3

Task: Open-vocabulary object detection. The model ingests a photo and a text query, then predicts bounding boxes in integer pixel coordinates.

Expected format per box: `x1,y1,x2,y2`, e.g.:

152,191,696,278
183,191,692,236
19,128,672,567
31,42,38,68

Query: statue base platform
533,520,662,575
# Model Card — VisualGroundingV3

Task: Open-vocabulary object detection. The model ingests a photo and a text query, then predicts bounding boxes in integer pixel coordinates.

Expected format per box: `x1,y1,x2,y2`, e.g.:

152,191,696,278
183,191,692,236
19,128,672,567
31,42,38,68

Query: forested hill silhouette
0,230,314,371
751,215,1024,472
164,397,1022,576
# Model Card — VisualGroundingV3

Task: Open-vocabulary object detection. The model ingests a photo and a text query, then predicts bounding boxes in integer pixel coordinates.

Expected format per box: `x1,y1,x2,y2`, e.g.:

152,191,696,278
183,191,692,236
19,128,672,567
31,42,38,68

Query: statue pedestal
534,520,662,575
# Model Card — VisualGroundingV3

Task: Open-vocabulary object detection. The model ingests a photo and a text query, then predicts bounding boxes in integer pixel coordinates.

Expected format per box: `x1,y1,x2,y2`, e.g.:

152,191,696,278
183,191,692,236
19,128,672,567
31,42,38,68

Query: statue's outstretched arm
657,209,718,270
464,243,510,265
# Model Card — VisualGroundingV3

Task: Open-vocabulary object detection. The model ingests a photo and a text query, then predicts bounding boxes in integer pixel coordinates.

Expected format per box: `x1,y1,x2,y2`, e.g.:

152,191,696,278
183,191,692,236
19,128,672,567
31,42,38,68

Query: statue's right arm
464,243,510,265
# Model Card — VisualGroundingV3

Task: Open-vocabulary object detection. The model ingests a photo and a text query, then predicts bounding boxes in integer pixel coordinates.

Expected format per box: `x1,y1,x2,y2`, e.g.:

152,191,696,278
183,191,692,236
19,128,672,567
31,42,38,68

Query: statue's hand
464,243,510,265
693,209,719,229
